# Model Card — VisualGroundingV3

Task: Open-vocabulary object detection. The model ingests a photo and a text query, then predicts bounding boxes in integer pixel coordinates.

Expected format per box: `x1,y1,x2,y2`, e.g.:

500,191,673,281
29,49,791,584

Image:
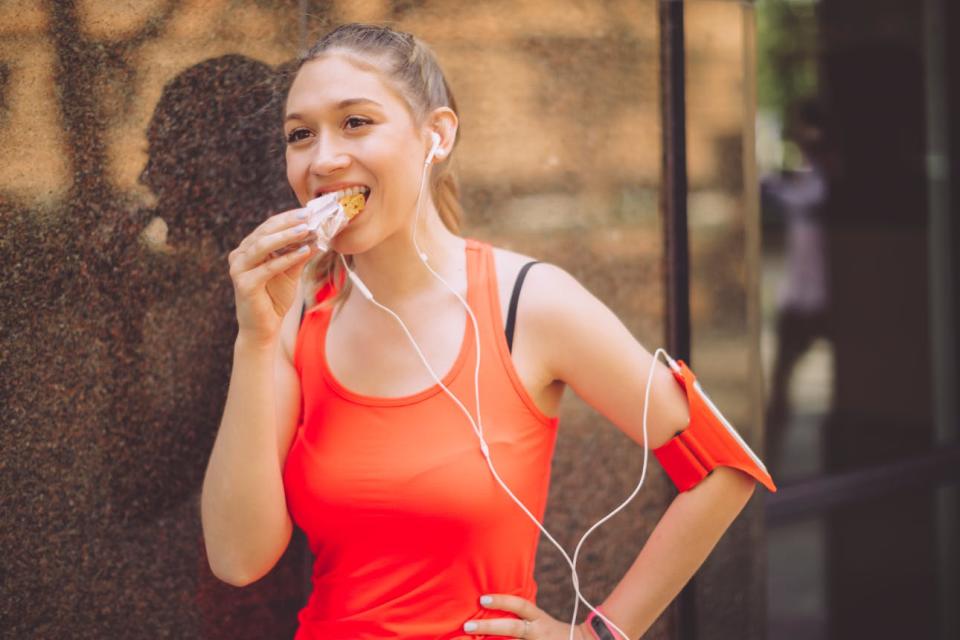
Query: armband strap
652,359,777,493
585,607,621,640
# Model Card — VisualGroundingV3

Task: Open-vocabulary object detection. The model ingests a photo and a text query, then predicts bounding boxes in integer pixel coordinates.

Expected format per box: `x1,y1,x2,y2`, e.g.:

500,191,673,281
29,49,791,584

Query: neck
349,201,465,306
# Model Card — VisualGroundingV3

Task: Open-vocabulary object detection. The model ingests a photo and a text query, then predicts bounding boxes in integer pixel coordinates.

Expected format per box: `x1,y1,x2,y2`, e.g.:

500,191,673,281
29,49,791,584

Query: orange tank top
283,238,560,639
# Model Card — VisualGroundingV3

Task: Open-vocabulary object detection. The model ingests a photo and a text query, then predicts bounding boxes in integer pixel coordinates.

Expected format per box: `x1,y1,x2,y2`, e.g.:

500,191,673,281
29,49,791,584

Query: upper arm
274,278,307,468
524,264,689,448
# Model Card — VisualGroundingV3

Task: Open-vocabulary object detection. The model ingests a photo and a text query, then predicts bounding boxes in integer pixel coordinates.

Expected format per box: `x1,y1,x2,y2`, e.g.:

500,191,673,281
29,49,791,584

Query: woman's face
283,52,429,254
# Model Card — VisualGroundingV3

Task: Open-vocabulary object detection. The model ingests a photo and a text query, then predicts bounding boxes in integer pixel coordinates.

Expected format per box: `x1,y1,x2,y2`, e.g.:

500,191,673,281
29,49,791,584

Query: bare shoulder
489,245,589,382
489,245,584,314
490,244,688,449
490,242,644,390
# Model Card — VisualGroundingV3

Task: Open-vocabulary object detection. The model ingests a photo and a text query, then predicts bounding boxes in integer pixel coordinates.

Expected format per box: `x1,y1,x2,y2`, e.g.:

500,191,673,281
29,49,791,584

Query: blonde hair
291,23,464,310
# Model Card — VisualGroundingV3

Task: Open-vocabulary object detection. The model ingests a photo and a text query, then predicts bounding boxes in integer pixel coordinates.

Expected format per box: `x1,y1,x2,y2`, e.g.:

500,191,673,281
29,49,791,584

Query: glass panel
767,515,828,639
755,0,834,484
756,0,958,483
685,1,767,637
767,482,956,638
758,1,960,640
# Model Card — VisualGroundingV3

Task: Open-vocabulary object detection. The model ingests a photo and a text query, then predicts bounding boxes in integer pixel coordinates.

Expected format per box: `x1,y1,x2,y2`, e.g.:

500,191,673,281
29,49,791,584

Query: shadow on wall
118,54,295,524
0,53,309,638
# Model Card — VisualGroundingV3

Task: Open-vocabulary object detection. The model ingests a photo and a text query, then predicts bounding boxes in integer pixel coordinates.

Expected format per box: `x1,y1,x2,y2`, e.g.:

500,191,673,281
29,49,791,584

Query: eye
344,116,371,130
285,128,310,144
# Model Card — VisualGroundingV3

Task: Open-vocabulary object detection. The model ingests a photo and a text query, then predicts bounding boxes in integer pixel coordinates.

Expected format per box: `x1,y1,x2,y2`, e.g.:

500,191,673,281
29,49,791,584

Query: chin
330,228,373,256
330,209,408,257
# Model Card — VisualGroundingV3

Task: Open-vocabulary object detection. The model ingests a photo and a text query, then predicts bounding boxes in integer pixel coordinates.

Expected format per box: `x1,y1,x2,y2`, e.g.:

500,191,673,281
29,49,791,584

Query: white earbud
340,253,376,304
346,266,374,300
424,131,441,165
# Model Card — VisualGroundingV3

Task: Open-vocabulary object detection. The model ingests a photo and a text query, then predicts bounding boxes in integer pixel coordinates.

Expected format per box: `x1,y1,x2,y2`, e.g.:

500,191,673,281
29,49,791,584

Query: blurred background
0,1,956,639
756,0,959,639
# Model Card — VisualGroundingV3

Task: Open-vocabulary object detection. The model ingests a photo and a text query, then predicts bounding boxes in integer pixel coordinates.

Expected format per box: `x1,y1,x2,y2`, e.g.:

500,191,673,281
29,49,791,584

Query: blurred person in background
762,98,836,477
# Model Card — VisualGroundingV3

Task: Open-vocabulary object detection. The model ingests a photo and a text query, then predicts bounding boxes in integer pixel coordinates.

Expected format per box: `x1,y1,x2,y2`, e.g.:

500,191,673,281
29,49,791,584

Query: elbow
202,527,265,588
207,557,263,588
726,467,759,504
739,479,758,512
202,525,288,588
702,466,759,498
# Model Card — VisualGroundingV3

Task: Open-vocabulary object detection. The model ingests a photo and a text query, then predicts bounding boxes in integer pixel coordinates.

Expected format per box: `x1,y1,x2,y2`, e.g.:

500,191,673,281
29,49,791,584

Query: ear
424,106,458,160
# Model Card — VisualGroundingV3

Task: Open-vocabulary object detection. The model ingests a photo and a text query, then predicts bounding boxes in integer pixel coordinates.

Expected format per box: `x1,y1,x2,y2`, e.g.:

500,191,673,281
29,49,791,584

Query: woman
201,23,763,640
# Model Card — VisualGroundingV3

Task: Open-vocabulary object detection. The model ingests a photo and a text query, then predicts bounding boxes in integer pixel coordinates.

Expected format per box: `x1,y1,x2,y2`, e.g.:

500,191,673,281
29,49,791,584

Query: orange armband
653,358,777,493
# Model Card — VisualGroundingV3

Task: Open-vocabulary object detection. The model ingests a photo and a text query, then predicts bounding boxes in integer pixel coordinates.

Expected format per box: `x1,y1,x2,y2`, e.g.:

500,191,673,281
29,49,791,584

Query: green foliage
756,0,820,117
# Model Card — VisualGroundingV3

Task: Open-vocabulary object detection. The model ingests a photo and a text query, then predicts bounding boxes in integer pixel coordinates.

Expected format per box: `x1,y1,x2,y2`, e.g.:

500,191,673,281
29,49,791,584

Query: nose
309,135,351,176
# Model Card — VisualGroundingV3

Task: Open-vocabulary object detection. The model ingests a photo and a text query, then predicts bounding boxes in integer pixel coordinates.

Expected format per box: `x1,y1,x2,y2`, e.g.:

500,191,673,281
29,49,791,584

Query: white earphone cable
337,135,668,640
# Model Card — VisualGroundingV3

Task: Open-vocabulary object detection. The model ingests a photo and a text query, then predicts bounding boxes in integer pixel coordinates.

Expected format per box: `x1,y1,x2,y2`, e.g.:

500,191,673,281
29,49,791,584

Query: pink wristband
584,606,619,640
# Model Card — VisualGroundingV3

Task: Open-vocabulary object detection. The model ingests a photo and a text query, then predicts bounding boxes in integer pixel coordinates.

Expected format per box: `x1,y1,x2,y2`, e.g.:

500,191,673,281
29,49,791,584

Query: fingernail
296,210,308,219
480,595,493,606
294,223,308,233
296,245,309,253
463,622,477,632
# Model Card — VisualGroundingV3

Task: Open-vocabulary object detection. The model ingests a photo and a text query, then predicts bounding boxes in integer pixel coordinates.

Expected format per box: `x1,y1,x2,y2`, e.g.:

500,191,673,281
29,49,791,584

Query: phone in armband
653,355,777,493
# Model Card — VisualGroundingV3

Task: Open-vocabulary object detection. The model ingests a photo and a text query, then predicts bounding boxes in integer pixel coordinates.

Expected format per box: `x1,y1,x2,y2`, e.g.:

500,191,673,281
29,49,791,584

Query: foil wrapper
270,192,347,259
303,193,349,253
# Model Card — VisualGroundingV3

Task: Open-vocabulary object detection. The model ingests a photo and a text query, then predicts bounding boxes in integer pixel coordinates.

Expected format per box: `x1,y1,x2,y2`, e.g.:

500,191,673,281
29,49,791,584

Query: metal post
659,1,695,639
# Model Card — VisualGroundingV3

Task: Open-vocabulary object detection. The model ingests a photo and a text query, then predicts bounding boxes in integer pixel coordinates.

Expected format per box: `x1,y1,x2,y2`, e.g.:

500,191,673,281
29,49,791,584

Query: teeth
318,185,371,200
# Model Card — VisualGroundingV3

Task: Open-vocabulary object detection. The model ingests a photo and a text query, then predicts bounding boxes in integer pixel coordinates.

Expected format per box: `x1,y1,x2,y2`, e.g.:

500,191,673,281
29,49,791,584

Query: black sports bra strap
299,301,306,329
505,261,540,353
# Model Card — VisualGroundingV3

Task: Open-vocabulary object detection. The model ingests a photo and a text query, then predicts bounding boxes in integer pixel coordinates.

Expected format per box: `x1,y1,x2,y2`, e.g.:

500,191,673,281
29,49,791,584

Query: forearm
200,336,292,585
597,467,757,639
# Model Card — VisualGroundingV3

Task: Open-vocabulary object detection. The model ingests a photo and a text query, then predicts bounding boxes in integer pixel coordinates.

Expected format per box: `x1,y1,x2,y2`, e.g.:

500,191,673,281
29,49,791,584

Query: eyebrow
284,98,384,122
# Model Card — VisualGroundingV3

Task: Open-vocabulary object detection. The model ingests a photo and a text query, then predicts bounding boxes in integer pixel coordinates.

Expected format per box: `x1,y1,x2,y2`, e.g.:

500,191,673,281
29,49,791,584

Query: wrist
584,606,622,640
235,331,278,354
